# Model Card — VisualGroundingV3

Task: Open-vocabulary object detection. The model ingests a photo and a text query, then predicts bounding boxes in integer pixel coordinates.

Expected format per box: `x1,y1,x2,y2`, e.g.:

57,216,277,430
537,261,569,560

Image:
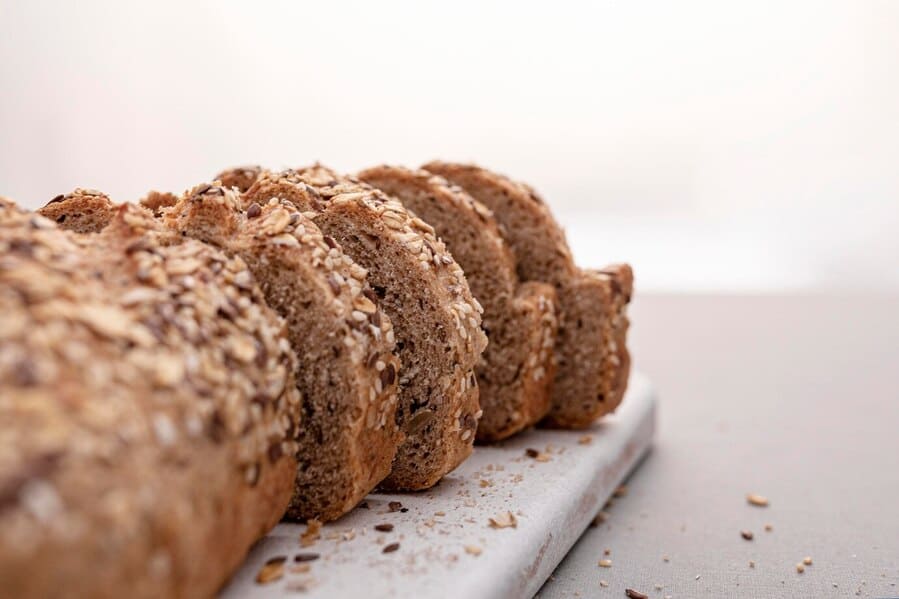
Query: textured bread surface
423,162,633,427
0,201,300,598
47,184,402,521
215,165,263,193
162,184,401,520
358,165,558,441
139,190,180,216
245,166,487,490
37,188,118,233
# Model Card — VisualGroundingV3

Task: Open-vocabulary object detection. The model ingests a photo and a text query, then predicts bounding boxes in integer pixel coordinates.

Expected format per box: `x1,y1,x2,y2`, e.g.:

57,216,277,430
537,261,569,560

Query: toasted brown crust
423,162,633,427
37,189,119,233
0,201,300,598
357,165,559,441
162,184,402,521
245,166,487,489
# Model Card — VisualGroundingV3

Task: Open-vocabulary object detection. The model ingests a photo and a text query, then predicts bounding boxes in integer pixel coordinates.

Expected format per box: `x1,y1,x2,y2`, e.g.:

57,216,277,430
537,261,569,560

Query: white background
1,1,897,292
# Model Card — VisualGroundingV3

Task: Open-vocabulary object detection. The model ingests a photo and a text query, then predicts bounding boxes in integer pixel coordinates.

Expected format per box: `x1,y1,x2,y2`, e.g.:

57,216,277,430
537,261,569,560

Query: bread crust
0,201,300,598
46,184,403,521
162,184,402,520
423,162,633,427
245,166,487,490
358,166,559,441
37,188,118,233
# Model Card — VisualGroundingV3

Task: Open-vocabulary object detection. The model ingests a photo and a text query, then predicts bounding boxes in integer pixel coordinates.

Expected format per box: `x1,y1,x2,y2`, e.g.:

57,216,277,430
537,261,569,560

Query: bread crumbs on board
488,512,517,529
255,557,286,584
300,519,322,547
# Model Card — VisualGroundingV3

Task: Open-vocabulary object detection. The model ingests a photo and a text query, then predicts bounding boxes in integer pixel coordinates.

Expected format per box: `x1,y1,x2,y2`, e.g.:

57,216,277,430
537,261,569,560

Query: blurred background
1,0,897,293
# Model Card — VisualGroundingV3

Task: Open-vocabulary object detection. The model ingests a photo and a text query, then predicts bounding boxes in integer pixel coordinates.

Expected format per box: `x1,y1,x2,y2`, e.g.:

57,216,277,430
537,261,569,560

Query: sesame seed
741,530,754,541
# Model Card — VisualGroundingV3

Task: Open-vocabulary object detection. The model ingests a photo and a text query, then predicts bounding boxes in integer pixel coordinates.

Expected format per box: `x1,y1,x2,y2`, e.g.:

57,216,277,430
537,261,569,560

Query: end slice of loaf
0,200,300,598
244,166,487,490
423,162,633,427
45,184,401,521
358,165,558,441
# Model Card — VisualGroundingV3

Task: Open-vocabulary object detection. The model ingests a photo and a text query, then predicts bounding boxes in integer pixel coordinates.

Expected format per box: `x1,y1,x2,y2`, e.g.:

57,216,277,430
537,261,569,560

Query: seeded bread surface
37,188,118,233
140,190,180,216
244,166,487,490
162,184,402,520
423,162,633,427
47,184,402,521
358,165,558,441
0,201,300,598
215,165,263,193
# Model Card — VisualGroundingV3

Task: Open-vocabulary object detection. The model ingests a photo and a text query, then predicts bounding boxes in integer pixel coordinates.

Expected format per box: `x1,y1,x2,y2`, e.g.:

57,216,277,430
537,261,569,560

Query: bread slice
162,184,402,520
45,184,402,521
0,200,300,598
357,165,558,441
244,166,487,490
423,162,633,427
37,188,118,233
214,165,263,193
139,190,180,216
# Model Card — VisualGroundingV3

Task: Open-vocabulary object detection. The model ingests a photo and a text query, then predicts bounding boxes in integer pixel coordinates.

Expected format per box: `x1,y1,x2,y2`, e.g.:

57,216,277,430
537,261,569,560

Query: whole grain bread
0,201,301,599
37,188,118,233
140,190,180,217
244,166,487,490
161,184,402,521
358,165,558,441
215,165,263,193
423,162,633,427
46,184,403,521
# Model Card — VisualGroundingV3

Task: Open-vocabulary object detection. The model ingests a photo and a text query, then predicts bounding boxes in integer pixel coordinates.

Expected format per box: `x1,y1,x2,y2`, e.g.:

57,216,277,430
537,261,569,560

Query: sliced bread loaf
423,162,633,427
357,165,558,441
244,166,487,490
0,200,300,598
161,184,402,520
44,184,402,521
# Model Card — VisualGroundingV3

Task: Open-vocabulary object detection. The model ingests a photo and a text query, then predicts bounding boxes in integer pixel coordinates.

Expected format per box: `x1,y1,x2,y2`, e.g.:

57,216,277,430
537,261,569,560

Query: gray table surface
538,294,899,599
